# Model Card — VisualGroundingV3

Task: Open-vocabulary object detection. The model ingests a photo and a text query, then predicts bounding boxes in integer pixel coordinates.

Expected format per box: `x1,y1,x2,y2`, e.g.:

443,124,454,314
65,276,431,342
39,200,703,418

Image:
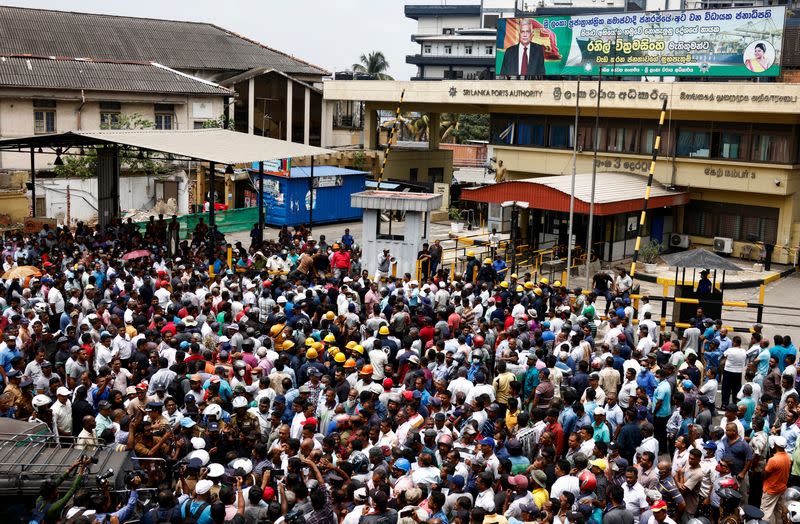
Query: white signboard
192,102,214,119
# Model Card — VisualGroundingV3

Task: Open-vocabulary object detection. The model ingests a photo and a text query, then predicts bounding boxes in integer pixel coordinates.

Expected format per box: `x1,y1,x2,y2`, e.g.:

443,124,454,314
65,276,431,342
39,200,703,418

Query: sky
1,0,423,79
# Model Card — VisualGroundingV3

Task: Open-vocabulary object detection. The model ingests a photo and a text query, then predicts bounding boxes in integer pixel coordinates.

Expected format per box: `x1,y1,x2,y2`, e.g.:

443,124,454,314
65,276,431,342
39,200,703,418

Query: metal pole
585,67,602,288
208,161,216,265
510,205,518,275
565,76,581,288
29,147,36,217
629,98,668,278
309,157,314,233
258,161,265,243
376,90,406,191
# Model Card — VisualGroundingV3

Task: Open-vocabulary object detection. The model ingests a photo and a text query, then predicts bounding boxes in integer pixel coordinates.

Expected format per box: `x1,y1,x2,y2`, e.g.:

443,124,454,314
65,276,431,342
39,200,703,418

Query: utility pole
585,67,602,288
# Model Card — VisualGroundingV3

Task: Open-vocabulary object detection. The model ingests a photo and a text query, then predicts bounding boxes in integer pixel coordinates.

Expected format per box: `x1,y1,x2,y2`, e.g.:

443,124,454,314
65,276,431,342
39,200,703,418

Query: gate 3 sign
496,6,785,78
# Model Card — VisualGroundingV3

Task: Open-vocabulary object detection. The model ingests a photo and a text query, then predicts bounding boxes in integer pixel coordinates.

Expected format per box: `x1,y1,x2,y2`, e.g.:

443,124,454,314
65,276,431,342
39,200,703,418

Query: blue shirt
715,335,732,353
756,347,771,376
653,380,672,418
771,345,788,372
637,370,658,398
0,346,21,373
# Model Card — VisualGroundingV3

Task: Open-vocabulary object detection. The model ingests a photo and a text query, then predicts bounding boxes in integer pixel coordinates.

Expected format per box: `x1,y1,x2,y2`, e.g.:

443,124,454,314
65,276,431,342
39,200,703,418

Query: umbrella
1,266,42,280
660,249,742,271
122,249,152,261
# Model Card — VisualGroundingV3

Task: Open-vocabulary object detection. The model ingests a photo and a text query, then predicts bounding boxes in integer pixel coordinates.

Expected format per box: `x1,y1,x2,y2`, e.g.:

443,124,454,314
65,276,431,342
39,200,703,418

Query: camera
124,469,148,486
95,468,114,486
80,454,99,465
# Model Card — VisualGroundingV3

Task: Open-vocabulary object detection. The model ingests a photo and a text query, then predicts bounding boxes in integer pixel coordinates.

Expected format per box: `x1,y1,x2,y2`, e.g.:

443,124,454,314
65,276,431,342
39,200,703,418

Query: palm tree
440,113,461,143
353,51,394,80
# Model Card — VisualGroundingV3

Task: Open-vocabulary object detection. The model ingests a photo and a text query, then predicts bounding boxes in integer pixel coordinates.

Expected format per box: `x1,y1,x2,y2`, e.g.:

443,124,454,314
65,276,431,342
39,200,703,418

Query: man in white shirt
52,387,73,440
551,460,580,499
622,468,650,524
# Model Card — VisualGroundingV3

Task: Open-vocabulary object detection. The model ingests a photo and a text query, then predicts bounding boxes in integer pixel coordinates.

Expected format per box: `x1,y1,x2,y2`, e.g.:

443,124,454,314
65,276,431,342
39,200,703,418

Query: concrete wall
0,90,225,170
35,172,189,223
361,208,430,277
416,15,481,34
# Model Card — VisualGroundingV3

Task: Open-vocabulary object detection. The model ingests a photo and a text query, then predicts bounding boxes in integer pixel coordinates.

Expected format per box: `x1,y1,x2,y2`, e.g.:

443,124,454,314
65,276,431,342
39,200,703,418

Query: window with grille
154,104,175,130
33,100,56,134
685,200,778,243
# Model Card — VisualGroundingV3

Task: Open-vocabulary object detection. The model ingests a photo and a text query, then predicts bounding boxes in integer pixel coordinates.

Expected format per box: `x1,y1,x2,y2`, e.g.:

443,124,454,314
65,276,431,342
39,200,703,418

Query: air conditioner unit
669,234,690,249
713,237,734,254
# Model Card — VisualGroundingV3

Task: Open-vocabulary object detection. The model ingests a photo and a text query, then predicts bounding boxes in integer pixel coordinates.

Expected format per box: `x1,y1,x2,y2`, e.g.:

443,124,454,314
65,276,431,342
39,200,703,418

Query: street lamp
501,200,529,275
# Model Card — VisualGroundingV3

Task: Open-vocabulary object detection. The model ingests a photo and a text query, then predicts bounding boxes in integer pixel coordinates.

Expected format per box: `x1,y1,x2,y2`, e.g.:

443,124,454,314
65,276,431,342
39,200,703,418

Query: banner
496,7,785,77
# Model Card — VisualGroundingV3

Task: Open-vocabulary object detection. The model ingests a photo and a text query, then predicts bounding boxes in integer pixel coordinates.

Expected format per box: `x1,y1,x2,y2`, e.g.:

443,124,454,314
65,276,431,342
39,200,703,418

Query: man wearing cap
648,500,676,524
177,475,213,524
503,473,534,519
760,435,790,523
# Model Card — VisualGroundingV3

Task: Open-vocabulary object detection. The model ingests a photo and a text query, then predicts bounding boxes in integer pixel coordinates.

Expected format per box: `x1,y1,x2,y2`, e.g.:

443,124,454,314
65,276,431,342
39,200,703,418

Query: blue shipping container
250,166,366,227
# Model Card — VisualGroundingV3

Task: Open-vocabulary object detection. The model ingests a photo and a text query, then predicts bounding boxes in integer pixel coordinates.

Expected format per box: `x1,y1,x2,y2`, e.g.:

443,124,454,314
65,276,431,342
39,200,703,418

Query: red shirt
546,420,564,455
420,325,435,345
331,251,351,270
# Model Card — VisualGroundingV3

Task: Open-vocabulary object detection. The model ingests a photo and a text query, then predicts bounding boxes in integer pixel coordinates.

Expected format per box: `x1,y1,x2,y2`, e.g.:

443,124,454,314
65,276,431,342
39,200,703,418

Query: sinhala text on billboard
495,6,785,77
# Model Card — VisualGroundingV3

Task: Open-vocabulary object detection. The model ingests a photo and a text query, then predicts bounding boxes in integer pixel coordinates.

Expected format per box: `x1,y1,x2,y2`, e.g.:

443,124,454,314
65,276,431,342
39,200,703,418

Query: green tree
202,114,234,129
451,113,489,143
352,51,393,80
54,113,169,178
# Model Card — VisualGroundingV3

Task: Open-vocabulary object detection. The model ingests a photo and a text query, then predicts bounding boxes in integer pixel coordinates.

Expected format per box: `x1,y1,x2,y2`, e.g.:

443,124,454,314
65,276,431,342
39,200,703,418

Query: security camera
774,178,781,187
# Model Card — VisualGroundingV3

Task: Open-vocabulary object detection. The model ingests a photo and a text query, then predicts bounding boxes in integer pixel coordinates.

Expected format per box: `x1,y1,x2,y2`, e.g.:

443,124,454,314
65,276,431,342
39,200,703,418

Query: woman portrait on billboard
744,41,774,73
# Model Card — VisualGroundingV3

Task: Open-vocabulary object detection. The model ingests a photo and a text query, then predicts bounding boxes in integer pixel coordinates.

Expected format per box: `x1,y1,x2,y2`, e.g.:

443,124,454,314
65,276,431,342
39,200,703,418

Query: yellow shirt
505,409,519,431
532,487,549,509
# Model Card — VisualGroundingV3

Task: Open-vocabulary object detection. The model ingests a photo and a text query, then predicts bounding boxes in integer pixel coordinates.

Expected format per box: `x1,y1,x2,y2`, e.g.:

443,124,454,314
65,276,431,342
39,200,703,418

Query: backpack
182,500,209,524
148,505,180,524
28,499,52,524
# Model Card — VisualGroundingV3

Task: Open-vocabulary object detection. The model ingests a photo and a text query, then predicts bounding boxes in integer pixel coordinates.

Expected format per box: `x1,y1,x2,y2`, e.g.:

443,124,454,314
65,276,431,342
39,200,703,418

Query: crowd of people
2,216,800,524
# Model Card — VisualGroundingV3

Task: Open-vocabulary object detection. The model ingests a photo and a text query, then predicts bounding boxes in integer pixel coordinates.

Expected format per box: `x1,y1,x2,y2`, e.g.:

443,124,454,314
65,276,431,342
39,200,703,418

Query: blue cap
180,418,197,428
702,441,717,450
479,437,496,448
180,341,191,350
682,379,695,389
412,390,422,399
274,395,286,404
447,474,465,488
394,458,411,472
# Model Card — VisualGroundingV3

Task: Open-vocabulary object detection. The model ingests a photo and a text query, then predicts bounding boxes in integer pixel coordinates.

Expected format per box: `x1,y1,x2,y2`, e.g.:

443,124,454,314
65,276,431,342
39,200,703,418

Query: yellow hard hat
510,273,518,279
499,281,509,288
345,341,357,350
324,311,336,321
313,342,324,351
379,326,390,336
534,288,542,296
332,243,340,250
539,277,549,285
516,285,524,292
282,340,295,350
324,333,336,343
524,281,534,289
328,346,339,355
334,352,346,363
305,337,315,347
466,250,475,257
353,344,364,354
344,358,356,368
483,258,492,265
553,281,562,287
306,348,318,359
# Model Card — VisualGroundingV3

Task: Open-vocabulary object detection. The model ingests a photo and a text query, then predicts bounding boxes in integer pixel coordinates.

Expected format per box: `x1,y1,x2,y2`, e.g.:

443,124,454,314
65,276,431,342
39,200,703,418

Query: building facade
324,79,800,263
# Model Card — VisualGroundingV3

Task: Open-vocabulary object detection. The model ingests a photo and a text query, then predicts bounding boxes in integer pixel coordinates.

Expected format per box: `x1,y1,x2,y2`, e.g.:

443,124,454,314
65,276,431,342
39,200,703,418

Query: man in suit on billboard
499,19,545,77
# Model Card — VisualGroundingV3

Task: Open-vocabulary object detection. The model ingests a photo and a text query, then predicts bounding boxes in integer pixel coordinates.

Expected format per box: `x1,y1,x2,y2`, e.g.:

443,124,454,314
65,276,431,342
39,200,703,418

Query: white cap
56,386,71,396
277,296,287,304
195,479,214,495
191,437,206,450
203,404,222,417
771,435,788,449
207,463,225,478
32,394,51,408
232,396,248,409
187,449,210,465
66,508,96,519
231,458,253,474
594,407,606,416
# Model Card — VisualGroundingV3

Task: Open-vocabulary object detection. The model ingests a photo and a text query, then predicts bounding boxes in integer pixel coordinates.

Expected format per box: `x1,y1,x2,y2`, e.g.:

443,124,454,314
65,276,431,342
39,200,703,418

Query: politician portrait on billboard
496,7,785,78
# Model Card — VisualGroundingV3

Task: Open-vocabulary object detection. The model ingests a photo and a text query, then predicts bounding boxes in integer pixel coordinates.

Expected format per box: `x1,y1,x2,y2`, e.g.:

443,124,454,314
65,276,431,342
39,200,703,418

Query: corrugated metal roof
532,172,678,204
0,56,231,95
351,190,443,212
0,129,333,165
286,166,368,179
461,172,688,216
0,5,328,76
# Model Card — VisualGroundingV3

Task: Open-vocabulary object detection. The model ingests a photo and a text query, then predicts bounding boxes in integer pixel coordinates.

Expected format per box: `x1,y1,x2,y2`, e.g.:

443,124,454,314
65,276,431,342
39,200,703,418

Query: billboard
496,7,785,77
